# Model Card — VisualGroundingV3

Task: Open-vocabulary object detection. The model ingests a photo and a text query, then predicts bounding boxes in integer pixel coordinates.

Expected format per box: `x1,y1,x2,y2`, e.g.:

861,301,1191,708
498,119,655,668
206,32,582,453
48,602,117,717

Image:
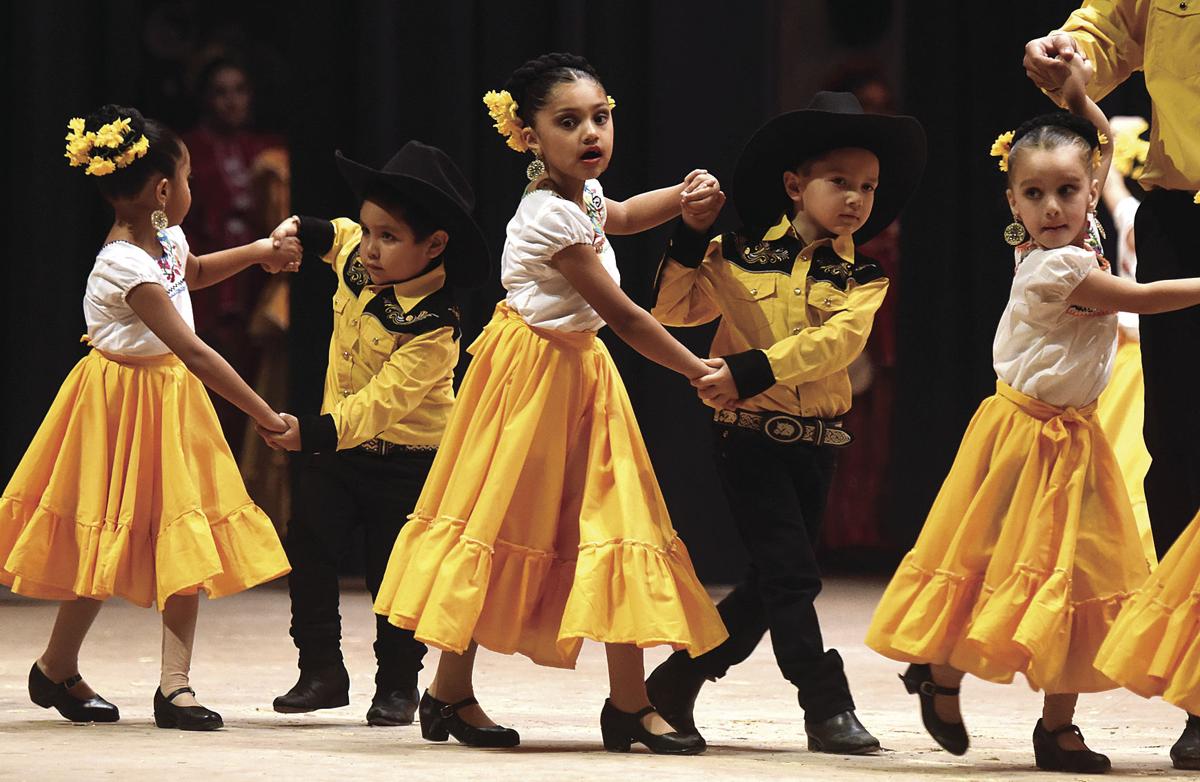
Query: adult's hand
1024,32,1079,94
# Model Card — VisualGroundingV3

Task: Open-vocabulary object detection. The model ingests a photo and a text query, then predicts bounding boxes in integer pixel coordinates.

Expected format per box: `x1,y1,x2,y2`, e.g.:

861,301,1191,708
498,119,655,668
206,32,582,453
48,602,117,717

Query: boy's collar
761,215,856,263
367,262,447,308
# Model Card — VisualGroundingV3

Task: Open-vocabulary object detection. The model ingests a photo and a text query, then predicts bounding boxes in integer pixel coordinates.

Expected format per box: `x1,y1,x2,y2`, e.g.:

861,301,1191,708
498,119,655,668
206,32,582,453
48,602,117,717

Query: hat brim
731,110,927,243
335,150,491,287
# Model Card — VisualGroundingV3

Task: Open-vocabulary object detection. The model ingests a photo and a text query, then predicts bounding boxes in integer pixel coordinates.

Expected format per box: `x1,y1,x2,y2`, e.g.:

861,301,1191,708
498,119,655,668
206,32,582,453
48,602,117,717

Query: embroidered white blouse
992,243,1117,409
84,226,194,356
502,179,618,332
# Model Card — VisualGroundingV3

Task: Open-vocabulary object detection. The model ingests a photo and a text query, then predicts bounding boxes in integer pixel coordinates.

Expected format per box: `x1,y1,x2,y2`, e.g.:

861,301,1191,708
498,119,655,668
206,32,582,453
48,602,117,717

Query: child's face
522,78,613,184
163,145,192,226
783,148,879,239
1006,146,1098,249
358,199,447,286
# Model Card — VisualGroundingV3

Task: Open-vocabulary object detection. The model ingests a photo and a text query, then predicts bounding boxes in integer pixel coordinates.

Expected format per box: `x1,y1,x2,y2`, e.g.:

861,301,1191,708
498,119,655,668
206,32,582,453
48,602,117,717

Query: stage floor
0,578,1192,780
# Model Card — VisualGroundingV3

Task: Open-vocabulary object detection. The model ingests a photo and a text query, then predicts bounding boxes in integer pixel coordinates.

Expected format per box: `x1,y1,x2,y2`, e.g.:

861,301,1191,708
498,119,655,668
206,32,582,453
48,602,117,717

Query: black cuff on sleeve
666,220,711,269
296,216,336,258
298,413,338,454
722,350,776,399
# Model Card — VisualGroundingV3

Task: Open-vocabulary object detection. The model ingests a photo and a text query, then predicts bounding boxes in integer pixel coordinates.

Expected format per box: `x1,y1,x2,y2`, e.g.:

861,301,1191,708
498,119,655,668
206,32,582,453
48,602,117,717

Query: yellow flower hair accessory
1194,191,1199,205
607,95,616,110
990,130,1014,173
64,115,150,176
483,90,528,153
1110,118,1150,179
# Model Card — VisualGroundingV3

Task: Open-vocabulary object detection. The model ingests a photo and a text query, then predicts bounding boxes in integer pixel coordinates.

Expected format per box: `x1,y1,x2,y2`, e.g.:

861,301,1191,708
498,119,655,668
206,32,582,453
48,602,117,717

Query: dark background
1,1,1151,583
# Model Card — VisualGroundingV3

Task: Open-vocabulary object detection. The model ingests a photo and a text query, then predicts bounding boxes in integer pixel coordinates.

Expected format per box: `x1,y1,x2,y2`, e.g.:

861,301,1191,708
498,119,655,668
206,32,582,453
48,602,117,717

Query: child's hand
681,171,725,233
1059,52,1093,111
257,412,302,452
271,215,300,248
692,357,739,409
260,236,303,274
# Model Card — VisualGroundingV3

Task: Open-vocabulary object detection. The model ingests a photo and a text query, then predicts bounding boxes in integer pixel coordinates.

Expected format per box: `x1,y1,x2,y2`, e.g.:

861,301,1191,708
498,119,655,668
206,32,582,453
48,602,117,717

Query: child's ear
155,177,171,206
1004,187,1018,217
1088,177,1100,212
425,230,449,260
782,170,804,207
520,126,539,157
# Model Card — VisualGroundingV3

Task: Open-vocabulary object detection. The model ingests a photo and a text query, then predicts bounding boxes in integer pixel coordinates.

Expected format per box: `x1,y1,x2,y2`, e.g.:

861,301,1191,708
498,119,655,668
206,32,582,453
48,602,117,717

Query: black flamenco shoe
28,662,119,723
153,687,224,731
1032,719,1111,774
899,663,968,755
1171,714,1200,770
645,650,707,738
418,690,519,748
599,699,706,755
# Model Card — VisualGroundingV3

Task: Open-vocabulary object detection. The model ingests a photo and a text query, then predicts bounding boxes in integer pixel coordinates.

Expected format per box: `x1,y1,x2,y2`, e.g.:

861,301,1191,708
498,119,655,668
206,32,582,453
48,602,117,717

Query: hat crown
804,91,865,116
379,140,475,212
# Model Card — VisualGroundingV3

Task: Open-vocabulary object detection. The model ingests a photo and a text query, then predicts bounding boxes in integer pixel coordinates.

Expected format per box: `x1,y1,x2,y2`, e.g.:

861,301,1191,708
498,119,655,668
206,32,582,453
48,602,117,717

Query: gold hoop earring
151,209,169,232
525,154,545,182
1003,217,1027,246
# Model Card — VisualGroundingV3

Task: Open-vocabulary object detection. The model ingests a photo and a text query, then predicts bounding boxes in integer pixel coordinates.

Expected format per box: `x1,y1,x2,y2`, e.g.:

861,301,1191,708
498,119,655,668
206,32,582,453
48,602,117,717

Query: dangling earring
1003,216,1027,246
526,152,545,181
151,207,169,232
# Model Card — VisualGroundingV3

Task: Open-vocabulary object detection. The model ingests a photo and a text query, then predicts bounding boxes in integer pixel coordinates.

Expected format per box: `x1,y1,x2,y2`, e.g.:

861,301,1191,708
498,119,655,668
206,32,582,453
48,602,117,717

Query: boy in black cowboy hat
648,92,926,753
263,141,489,726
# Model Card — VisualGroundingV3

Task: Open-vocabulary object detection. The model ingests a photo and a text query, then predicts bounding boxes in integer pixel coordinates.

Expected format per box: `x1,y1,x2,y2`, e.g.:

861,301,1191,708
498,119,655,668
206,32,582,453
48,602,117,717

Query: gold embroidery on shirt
383,299,439,327
818,259,854,282
346,257,370,288
742,242,790,265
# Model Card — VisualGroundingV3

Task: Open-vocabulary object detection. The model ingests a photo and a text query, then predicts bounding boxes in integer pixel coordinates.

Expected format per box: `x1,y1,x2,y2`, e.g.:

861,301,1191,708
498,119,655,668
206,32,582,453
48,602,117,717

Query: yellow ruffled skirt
0,350,289,609
865,381,1149,693
373,304,727,669
1094,511,1200,712
1096,336,1156,568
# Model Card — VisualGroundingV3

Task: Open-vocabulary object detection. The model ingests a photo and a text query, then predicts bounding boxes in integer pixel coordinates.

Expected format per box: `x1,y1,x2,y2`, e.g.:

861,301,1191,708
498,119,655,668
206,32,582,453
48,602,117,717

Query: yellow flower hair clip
64,115,149,176
990,130,1014,173
483,90,528,153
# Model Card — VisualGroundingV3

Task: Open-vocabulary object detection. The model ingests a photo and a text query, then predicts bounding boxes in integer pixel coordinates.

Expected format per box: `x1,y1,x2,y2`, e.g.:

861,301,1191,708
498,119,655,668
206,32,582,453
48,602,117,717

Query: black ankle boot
153,687,223,731
272,665,350,713
599,699,706,755
366,685,420,726
804,710,881,755
418,690,519,748
1171,714,1200,770
1032,719,1111,774
899,663,968,755
28,662,119,723
645,651,707,738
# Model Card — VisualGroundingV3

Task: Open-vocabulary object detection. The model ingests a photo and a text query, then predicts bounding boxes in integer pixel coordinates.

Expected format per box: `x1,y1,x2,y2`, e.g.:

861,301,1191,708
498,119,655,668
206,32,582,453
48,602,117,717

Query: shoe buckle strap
918,681,959,697
440,695,478,718
165,686,196,702
61,673,83,689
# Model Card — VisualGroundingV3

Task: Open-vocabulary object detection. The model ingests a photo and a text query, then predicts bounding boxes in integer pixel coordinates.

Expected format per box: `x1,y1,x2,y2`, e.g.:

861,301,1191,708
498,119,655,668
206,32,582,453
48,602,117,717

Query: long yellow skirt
865,381,1150,693
373,304,727,669
0,350,289,609
1095,511,1200,713
1096,336,1156,568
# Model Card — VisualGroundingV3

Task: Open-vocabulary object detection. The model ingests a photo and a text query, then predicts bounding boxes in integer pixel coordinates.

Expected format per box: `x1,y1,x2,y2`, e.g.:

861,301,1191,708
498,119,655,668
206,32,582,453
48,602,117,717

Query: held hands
1059,50,1093,112
680,170,725,233
1023,32,1079,95
256,412,301,452
692,357,739,410
261,215,303,273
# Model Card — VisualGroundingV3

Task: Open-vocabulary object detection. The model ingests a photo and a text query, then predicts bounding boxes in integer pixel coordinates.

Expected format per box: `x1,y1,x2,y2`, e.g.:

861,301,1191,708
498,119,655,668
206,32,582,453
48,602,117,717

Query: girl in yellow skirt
866,60,1200,773
1,105,295,730
373,53,728,754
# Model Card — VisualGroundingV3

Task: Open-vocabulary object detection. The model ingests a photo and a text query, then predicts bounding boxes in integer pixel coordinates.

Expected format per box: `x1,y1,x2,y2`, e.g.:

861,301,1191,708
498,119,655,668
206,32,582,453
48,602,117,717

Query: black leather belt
356,438,438,457
713,408,852,447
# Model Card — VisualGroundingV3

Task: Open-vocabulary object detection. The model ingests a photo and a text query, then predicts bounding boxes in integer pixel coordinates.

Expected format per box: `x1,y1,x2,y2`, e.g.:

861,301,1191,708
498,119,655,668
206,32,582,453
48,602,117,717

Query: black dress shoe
153,687,224,731
1032,719,1111,774
804,709,881,755
272,665,350,713
1170,714,1200,770
418,690,519,748
645,650,708,738
28,662,119,723
366,686,420,726
900,663,968,755
600,699,706,755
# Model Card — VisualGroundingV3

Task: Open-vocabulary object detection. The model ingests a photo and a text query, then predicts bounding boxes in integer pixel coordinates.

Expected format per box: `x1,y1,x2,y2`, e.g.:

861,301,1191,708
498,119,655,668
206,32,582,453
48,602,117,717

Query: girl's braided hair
502,52,602,125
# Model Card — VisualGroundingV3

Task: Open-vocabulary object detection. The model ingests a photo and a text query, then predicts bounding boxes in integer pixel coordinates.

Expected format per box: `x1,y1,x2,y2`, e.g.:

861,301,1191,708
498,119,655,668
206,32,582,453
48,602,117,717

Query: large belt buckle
763,414,805,444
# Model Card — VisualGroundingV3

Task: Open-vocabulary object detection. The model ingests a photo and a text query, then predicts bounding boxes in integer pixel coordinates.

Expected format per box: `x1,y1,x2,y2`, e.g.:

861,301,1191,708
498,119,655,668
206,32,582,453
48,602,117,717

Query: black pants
675,424,852,723
285,448,433,690
1136,189,1200,556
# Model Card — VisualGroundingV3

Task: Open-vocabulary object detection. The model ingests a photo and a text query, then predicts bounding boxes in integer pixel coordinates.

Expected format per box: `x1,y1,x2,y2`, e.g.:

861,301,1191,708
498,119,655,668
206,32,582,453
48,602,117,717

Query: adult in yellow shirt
1025,6,1200,769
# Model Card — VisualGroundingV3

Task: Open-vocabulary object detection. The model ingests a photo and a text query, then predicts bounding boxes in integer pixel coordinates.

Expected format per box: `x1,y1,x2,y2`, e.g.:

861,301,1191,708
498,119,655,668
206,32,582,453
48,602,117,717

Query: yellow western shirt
295,216,459,452
1056,0,1200,190
653,216,888,419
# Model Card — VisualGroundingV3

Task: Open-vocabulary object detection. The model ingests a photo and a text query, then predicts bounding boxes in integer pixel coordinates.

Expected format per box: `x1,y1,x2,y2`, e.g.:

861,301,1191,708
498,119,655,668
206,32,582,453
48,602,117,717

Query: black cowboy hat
335,141,491,287
731,91,927,243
